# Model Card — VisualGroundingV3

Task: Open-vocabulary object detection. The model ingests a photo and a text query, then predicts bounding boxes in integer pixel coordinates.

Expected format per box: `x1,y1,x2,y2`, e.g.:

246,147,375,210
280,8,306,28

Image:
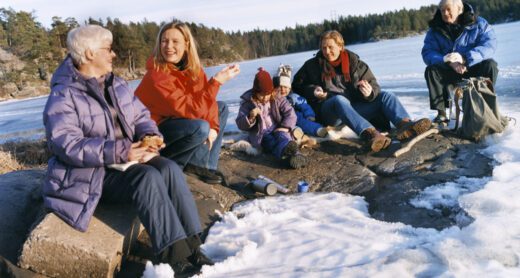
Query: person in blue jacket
422,0,498,124
273,65,328,138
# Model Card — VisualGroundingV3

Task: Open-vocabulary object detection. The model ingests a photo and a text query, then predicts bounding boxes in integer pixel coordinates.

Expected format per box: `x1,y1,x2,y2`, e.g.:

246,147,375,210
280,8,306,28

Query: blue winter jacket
422,3,497,67
43,55,160,232
286,92,316,119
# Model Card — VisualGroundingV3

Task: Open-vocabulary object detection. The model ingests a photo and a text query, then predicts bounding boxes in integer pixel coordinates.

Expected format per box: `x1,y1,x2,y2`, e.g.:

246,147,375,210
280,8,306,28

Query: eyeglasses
98,46,113,53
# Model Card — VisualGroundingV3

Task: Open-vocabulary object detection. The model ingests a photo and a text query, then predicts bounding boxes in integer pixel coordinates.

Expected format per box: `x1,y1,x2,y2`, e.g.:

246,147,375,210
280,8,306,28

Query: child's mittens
249,107,261,121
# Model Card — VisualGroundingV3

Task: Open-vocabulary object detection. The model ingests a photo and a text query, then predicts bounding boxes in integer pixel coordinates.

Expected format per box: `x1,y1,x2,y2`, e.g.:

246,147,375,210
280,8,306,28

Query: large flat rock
0,168,243,277
18,205,142,278
0,170,44,263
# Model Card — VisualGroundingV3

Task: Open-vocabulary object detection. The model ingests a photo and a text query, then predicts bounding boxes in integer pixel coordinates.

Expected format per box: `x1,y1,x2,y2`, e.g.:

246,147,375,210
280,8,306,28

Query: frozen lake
1,21,520,142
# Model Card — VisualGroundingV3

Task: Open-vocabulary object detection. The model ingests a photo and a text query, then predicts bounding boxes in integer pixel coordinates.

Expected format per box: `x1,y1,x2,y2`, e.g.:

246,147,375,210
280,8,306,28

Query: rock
0,168,243,277
0,131,493,276
217,130,493,230
1,83,18,98
0,48,25,70
0,170,44,264
18,206,143,278
16,87,40,98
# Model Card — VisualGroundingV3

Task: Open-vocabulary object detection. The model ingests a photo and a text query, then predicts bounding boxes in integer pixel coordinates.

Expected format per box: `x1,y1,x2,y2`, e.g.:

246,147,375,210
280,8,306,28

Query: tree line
1,0,519,89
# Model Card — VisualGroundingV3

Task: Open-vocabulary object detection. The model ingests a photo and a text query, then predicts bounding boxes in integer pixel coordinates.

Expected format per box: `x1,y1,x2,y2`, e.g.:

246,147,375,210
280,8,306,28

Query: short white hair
66,25,112,66
439,0,463,12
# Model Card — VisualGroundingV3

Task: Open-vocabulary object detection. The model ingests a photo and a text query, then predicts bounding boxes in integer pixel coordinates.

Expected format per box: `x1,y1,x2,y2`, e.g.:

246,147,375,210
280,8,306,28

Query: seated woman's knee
380,91,396,101
192,119,210,138
154,157,183,175
218,101,229,118
131,164,163,186
331,95,351,105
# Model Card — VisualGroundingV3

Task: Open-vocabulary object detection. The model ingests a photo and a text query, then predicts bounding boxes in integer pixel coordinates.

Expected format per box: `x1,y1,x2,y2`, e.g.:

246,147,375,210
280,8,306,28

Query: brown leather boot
360,127,391,152
396,118,432,141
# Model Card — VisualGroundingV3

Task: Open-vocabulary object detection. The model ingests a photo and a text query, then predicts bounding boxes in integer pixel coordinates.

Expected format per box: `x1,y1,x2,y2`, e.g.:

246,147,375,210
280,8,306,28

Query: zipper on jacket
108,84,133,139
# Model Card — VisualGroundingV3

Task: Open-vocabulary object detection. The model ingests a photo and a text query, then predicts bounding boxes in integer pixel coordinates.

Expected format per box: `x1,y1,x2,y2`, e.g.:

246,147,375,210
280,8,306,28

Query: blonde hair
439,0,463,13
67,25,112,66
320,30,345,49
153,21,201,80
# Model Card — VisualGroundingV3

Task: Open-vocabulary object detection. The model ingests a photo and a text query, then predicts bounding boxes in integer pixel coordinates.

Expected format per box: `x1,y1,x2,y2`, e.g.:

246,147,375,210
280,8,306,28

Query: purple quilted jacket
43,56,160,231
236,89,296,148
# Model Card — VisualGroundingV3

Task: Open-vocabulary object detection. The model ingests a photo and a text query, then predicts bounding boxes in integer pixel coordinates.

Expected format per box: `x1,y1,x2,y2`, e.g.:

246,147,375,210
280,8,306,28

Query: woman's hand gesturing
214,64,241,85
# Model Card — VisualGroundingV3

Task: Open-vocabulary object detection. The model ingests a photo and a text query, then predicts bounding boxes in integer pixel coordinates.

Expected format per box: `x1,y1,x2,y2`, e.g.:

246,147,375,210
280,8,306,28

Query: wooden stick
393,128,439,158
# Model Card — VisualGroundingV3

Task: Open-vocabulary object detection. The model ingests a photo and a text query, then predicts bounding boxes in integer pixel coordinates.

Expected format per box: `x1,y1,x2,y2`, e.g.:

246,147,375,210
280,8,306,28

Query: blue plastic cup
297,181,309,193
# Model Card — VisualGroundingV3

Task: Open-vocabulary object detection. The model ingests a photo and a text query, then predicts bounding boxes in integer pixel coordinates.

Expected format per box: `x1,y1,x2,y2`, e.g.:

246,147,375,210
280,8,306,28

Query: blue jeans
320,92,410,135
261,130,292,159
159,101,228,170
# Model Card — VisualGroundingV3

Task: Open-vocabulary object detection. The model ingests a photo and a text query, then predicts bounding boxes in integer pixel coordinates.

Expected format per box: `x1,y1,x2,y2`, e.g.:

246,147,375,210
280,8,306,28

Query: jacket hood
429,2,476,28
50,55,84,91
51,55,113,92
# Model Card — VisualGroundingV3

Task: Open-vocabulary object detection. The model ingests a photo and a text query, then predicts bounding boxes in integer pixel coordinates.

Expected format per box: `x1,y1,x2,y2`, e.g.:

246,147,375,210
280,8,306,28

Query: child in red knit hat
236,68,308,169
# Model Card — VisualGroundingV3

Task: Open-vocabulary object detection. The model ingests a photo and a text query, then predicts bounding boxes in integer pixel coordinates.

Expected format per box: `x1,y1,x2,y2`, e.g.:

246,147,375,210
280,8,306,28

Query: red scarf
320,50,350,82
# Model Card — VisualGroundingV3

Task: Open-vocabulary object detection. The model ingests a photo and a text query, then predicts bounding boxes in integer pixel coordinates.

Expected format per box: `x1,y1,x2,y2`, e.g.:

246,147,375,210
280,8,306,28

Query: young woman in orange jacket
135,21,240,184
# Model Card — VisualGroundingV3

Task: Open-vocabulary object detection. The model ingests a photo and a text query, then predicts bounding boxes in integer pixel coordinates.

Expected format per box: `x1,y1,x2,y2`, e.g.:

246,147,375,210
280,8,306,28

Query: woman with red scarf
292,30,431,152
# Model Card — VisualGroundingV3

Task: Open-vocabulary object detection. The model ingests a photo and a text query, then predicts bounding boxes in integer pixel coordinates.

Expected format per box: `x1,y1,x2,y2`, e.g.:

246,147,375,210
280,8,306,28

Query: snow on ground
193,120,520,277
141,111,520,277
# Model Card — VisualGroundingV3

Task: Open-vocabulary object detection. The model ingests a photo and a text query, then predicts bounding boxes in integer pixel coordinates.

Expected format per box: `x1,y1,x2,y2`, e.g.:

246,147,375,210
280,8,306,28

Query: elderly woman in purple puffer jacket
43,25,212,275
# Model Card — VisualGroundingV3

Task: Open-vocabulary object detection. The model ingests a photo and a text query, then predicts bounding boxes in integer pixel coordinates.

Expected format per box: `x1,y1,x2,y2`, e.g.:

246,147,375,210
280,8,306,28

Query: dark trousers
261,130,292,159
159,101,228,170
102,156,202,254
424,59,498,111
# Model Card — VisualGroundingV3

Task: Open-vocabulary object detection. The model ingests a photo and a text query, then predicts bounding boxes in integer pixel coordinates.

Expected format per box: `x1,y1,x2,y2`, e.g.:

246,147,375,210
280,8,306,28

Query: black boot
183,164,223,184
158,239,199,276
433,110,449,126
281,140,299,158
186,235,215,267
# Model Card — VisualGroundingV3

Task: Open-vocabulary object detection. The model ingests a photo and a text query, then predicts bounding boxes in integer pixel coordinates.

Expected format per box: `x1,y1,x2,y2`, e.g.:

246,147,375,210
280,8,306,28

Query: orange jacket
135,57,221,131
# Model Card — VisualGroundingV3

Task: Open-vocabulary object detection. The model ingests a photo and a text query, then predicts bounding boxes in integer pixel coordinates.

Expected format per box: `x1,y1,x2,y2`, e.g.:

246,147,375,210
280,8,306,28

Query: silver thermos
250,178,277,196
258,175,289,194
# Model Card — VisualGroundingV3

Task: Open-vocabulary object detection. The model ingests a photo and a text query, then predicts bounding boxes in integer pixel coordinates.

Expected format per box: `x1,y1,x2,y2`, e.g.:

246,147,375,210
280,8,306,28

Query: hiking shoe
184,164,223,184
291,127,305,144
282,140,299,157
360,127,391,152
433,114,449,126
172,261,199,277
188,248,214,267
396,118,432,141
289,153,308,169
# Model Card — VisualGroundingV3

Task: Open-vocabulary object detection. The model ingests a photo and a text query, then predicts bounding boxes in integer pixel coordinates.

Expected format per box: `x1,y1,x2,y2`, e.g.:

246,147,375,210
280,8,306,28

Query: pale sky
2,0,440,32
